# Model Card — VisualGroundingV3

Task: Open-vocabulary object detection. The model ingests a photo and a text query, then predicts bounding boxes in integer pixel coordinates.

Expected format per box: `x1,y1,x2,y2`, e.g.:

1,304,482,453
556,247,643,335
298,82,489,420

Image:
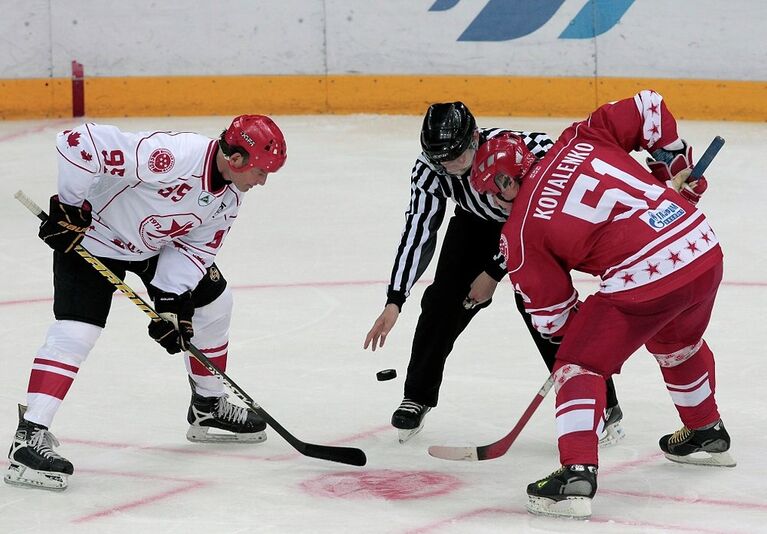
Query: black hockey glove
38,195,92,253
148,288,195,354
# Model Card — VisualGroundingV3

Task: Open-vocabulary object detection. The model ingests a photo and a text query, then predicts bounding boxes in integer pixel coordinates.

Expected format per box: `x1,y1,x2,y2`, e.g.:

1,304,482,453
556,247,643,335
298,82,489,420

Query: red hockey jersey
502,90,722,336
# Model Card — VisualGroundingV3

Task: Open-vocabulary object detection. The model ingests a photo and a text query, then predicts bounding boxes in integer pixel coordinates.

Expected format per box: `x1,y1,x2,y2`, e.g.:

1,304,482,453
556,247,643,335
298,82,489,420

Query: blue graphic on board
428,0,635,41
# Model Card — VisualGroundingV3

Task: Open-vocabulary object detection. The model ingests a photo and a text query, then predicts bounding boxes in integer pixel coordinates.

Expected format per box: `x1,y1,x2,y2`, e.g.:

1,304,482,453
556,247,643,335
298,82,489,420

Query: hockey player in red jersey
5,115,287,491
469,90,734,519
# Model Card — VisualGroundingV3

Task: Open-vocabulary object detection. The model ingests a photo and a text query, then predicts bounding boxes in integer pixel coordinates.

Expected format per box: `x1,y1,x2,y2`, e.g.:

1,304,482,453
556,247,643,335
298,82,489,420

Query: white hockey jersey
55,123,243,294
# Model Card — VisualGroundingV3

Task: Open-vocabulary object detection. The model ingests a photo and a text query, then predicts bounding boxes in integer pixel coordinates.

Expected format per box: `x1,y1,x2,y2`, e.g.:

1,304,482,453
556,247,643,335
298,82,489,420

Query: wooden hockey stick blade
428,374,555,462
14,190,367,467
690,136,725,179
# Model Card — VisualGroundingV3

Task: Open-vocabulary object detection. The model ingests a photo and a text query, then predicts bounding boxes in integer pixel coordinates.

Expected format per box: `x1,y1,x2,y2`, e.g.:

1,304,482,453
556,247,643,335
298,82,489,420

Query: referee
364,102,624,444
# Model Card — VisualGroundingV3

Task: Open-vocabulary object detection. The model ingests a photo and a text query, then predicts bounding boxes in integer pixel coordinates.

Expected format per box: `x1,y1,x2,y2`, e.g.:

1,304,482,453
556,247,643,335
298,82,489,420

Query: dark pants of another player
403,208,619,408
52,251,227,327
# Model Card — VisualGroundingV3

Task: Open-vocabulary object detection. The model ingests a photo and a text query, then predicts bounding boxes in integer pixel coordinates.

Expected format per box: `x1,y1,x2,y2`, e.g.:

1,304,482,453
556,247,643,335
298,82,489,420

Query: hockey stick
690,136,724,179
428,374,554,461
14,190,367,467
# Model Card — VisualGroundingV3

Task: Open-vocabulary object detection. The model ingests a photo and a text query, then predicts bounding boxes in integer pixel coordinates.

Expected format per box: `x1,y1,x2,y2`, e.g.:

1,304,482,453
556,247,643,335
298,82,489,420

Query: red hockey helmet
223,115,287,173
470,133,536,195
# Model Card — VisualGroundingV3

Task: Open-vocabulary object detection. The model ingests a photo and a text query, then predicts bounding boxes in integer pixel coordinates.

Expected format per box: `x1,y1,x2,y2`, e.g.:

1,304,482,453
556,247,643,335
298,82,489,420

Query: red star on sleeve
620,272,635,286
667,250,683,266
644,262,661,278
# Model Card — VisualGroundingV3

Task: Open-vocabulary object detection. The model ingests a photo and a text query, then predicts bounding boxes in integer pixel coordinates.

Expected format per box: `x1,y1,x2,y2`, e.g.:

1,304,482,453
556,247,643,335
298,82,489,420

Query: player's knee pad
652,339,704,368
37,319,102,366
191,286,233,346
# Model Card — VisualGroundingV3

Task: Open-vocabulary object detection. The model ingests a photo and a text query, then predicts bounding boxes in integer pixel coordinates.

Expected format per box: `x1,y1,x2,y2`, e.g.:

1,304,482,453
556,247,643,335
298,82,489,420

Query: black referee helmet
420,102,477,163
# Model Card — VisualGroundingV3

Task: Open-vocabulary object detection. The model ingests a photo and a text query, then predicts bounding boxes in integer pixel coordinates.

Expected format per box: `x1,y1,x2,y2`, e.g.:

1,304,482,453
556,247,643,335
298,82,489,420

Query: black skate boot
186,380,267,443
391,398,431,444
526,464,598,519
598,404,626,448
659,420,735,467
4,405,73,491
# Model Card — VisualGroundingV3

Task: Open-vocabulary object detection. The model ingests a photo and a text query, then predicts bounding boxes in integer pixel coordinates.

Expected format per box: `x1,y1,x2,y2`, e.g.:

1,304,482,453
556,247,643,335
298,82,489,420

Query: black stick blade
302,444,367,466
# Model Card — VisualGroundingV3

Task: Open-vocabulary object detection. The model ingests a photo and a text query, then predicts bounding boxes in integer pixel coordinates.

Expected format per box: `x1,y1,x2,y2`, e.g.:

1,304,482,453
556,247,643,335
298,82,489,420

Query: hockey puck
376,369,397,381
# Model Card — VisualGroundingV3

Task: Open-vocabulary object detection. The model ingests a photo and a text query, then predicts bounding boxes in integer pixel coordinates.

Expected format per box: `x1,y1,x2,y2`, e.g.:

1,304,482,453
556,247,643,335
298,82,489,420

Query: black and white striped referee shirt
386,128,554,308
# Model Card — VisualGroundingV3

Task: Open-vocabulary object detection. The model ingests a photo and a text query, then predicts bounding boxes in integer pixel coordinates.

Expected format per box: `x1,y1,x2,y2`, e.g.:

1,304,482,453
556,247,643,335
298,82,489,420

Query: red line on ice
1,277,764,308
70,468,210,523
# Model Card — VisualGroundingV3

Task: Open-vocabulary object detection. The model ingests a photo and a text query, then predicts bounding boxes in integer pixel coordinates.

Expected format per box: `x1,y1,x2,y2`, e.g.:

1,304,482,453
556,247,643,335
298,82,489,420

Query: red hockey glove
647,140,708,206
148,288,195,354
670,169,708,206
38,195,92,253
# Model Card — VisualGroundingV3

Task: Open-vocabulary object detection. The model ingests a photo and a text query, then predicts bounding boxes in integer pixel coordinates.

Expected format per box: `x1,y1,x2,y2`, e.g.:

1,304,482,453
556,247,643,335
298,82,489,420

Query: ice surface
1,114,765,533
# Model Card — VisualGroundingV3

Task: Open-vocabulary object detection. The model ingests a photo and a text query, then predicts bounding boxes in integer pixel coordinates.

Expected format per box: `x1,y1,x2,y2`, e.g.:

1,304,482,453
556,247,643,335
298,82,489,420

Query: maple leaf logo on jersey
80,150,92,162
148,148,175,173
139,214,202,251
67,131,81,147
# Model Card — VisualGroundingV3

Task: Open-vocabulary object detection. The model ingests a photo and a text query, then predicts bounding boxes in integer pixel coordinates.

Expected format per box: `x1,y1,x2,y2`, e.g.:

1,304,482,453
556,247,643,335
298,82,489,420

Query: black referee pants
403,208,618,408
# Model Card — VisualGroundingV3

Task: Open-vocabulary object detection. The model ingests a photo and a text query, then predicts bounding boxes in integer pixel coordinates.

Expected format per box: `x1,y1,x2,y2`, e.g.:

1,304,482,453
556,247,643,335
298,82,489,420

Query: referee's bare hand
464,271,499,310
364,304,400,351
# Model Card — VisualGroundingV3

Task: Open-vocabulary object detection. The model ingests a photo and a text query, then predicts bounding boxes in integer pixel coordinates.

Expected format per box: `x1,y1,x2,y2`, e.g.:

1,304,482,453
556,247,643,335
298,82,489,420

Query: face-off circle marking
300,470,462,500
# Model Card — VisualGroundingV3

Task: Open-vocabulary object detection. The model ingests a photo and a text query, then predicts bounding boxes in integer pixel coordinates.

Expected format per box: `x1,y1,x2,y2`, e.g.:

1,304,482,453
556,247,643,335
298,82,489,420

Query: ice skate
598,404,626,448
391,398,430,444
659,420,735,467
4,405,73,491
526,464,597,519
187,381,267,443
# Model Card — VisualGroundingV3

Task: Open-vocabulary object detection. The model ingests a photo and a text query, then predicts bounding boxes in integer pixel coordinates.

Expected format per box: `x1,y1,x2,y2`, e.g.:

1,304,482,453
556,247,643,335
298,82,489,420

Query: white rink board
1,0,766,80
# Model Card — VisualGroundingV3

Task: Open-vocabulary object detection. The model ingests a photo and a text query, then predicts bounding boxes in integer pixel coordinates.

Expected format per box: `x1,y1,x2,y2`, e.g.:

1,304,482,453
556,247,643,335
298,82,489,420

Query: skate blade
664,450,736,467
186,426,267,444
598,421,626,448
397,425,425,444
527,495,592,519
4,463,68,491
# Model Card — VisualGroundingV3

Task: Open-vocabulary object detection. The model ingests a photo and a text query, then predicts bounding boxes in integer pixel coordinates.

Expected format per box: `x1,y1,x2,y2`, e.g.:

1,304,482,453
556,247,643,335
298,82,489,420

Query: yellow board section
0,78,71,120
84,76,329,117
1,75,765,121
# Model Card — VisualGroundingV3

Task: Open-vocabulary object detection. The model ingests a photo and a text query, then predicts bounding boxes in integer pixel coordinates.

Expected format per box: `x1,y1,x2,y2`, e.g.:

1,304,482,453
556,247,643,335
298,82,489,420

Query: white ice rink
1,112,765,533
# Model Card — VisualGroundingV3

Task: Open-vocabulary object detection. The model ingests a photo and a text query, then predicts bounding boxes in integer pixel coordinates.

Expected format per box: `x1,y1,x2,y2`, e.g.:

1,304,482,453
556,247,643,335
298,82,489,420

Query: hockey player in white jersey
5,115,287,491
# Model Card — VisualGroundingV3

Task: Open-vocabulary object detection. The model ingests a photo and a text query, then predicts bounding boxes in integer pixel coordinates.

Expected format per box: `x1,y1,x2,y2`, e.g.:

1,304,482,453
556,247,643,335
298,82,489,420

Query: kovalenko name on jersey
534,143,594,220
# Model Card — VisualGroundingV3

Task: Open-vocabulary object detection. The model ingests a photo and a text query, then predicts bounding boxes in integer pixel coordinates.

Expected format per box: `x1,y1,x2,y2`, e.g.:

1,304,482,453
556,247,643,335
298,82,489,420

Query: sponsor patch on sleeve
639,200,686,231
